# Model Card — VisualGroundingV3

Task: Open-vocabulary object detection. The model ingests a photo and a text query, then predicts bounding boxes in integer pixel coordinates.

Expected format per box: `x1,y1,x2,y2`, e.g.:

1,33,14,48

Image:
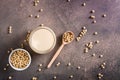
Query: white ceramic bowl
9,48,31,71
29,26,56,54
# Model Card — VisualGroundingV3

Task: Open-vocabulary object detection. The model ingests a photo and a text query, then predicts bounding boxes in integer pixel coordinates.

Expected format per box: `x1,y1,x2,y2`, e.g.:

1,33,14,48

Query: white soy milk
29,27,56,54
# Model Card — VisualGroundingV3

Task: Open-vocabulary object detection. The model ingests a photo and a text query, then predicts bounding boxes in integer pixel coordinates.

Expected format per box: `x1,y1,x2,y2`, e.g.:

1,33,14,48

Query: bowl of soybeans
9,48,31,71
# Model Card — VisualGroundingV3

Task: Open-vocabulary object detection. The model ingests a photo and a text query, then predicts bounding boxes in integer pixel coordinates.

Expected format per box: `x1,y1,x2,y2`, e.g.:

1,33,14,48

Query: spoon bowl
62,31,74,44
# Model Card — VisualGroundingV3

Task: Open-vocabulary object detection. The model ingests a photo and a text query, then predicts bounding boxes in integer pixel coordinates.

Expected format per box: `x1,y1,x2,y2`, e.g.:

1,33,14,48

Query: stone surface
0,0,120,80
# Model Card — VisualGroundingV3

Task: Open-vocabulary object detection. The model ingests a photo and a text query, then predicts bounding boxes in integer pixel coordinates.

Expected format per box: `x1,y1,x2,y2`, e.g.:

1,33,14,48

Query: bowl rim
8,48,31,71
29,26,56,54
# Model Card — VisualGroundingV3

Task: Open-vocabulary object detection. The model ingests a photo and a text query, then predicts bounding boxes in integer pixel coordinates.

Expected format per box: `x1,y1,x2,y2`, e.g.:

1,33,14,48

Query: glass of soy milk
29,26,56,54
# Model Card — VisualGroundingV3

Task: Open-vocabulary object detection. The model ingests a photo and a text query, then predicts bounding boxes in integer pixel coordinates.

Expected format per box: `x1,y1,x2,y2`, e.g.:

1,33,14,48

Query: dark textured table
0,0,120,80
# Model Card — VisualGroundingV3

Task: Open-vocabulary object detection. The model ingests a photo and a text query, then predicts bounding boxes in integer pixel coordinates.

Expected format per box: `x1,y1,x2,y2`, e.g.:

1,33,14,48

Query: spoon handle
47,43,64,68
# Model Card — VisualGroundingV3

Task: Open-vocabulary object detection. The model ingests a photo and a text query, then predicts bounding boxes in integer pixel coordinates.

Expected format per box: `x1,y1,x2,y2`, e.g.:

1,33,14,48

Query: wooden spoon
47,31,74,68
